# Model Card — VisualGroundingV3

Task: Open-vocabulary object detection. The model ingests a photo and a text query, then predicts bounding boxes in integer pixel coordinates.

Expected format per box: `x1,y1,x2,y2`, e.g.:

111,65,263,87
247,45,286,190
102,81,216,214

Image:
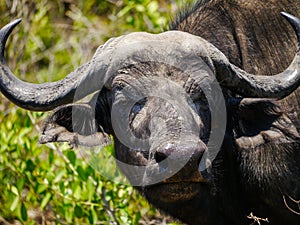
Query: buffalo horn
0,19,100,111
214,12,300,99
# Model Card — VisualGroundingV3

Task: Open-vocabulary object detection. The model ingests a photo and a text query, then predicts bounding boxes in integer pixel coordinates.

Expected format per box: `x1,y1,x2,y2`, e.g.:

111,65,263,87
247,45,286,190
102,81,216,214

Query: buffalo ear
40,103,111,147
234,99,299,150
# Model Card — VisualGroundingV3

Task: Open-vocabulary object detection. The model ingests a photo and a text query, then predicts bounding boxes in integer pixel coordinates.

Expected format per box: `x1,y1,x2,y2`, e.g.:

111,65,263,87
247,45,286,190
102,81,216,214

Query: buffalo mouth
142,159,209,203
144,182,207,203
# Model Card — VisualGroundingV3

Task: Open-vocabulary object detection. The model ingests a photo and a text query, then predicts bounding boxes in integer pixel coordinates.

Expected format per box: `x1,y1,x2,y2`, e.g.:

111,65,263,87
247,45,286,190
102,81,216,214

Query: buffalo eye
130,98,147,118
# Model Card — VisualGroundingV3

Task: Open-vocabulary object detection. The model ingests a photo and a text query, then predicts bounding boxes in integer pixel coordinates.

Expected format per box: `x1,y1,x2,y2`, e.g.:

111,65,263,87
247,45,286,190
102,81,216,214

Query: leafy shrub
0,0,183,224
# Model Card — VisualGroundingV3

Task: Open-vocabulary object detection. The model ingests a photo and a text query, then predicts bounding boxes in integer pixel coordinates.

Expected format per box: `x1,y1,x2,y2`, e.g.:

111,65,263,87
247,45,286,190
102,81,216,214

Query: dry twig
247,212,269,225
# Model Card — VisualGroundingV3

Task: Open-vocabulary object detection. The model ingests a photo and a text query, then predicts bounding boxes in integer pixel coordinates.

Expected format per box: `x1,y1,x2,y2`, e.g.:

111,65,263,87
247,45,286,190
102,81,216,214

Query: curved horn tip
0,18,22,61
1,18,22,30
0,18,22,38
280,12,300,47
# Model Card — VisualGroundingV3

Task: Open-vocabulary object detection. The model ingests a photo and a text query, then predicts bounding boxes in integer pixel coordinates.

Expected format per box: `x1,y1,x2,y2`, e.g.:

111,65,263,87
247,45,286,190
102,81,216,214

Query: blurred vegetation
0,0,186,224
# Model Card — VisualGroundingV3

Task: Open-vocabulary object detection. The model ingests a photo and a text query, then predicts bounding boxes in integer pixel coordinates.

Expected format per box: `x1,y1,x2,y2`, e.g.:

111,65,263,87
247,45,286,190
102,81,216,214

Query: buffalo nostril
154,151,168,163
153,142,206,165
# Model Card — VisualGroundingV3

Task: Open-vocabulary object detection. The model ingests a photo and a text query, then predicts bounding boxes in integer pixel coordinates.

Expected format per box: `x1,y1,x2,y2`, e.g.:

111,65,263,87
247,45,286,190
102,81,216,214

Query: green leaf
86,179,95,201
76,165,88,181
41,192,52,209
136,4,145,12
11,185,19,196
10,195,19,211
88,208,98,224
26,159,35,172
64,205,74,223
16,178,24,192
118,189,126,198
66,150,76,166
20,202,28,221
49,148,54,164
53,169,65,183
73,183,82,200
133,212,141,225
74,204,83,218
36,184,47,194
147,1,159,13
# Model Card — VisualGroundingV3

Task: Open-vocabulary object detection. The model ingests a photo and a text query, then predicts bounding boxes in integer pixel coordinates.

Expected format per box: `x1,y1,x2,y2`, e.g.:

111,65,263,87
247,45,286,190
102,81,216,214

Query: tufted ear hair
234,99,299,150
39,103,111,148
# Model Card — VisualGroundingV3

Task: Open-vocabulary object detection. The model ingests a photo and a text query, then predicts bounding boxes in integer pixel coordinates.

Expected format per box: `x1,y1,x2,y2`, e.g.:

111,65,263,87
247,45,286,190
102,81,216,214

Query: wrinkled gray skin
1,1,300,225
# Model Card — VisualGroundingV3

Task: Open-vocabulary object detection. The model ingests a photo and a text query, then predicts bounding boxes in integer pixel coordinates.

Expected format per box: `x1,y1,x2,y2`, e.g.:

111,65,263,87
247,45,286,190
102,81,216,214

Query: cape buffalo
1,1,300,225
